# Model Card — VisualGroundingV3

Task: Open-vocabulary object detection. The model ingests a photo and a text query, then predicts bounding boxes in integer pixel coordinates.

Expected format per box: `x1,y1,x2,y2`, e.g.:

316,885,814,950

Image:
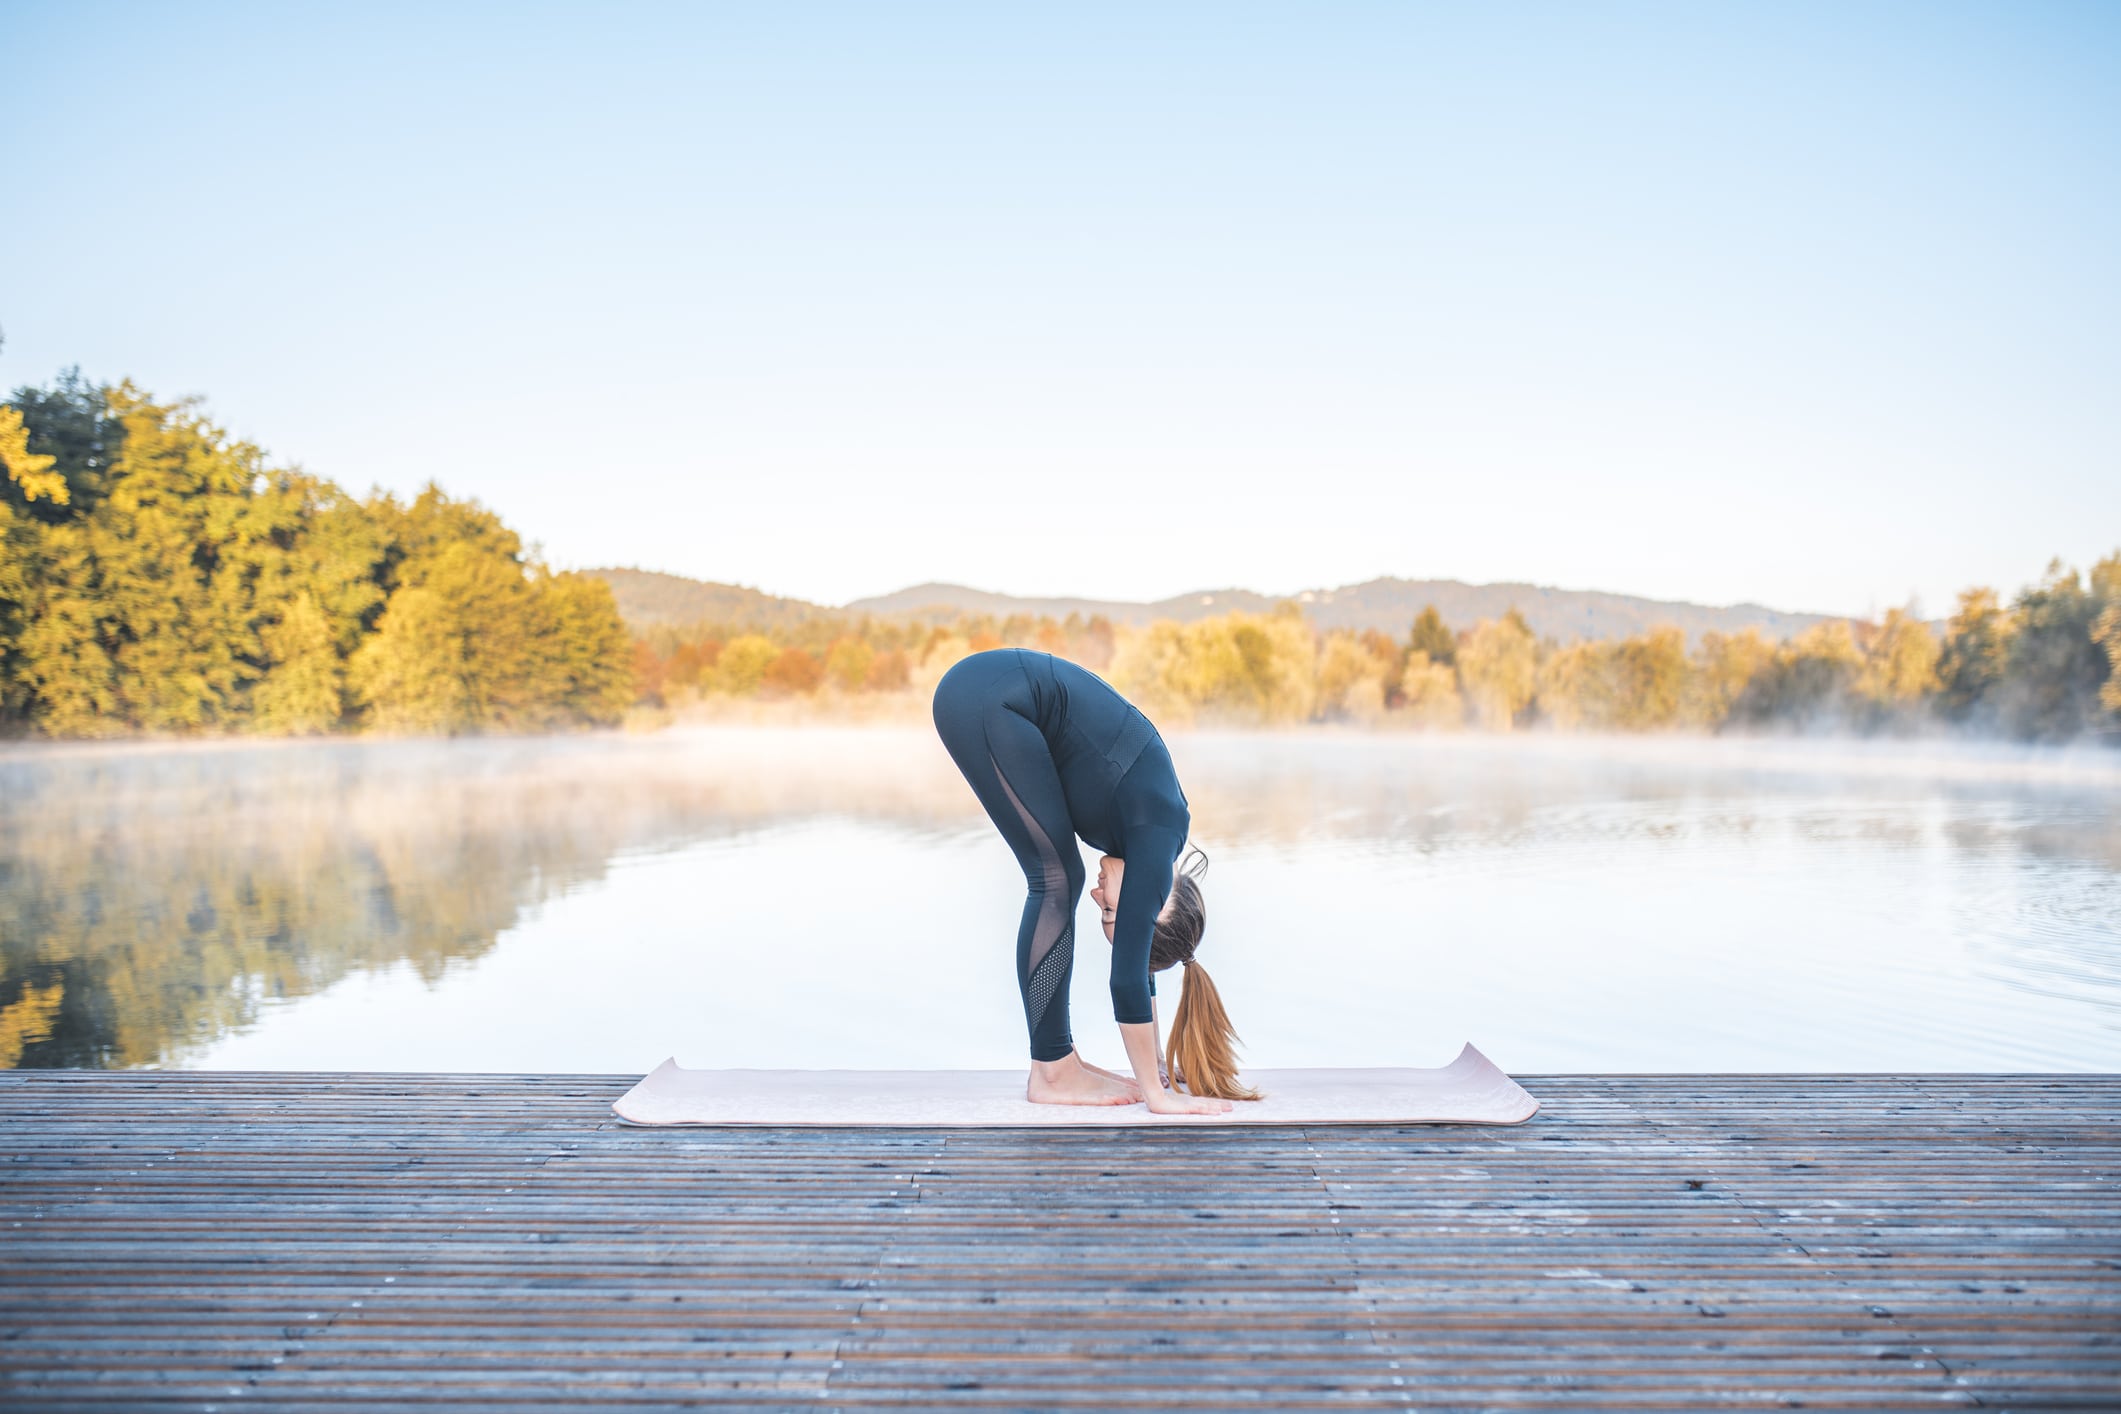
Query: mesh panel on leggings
992,753,1073,1041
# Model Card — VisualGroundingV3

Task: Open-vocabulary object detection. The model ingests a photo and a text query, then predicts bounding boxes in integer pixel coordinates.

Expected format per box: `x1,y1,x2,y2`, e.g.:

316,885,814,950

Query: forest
631,572,2120,743
1,372,631,736
5,372,2118,743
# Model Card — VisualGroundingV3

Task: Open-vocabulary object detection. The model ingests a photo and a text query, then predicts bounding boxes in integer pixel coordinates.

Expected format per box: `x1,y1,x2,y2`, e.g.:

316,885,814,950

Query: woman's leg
932,655,1087,1062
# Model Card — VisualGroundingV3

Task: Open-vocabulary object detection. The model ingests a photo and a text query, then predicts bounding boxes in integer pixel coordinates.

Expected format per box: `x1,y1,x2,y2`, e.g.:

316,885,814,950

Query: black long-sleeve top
1011,650,1191,1025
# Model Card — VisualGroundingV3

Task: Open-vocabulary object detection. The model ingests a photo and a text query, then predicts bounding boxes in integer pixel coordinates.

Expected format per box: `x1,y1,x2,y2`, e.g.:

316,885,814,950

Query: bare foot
1072,1050,1145,1102
1026,1053,1139,1106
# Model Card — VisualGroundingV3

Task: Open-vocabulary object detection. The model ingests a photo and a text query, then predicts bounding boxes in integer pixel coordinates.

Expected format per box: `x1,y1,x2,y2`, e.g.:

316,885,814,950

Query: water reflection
2,729,2116,1071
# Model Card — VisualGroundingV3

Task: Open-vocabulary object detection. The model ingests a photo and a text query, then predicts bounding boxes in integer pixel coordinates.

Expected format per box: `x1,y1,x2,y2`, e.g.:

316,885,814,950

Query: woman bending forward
932,647,1258,1115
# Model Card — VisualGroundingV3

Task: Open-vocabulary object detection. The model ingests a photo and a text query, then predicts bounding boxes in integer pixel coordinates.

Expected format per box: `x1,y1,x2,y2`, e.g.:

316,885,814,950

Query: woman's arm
1107,825,1182,1027
1109,824,1225,1112
1076,994,1167,1092
1120,1022,1229,1115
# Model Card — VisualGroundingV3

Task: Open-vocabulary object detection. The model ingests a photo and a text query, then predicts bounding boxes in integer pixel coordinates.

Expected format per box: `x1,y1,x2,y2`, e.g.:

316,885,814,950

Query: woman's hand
1145,1088,1233,1116
1118,1020,1232,1116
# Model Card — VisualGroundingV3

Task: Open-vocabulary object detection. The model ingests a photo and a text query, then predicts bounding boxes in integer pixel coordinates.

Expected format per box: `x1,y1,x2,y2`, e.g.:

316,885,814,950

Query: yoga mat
611,1041,1538,1127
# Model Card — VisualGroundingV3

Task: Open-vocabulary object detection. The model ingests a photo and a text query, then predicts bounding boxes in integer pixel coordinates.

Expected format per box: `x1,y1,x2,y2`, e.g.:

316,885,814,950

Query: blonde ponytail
1165,959,1261,1101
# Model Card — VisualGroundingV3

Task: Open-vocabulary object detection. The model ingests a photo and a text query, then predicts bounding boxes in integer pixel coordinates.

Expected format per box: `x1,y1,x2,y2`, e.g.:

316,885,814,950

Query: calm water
3,727,2116,1074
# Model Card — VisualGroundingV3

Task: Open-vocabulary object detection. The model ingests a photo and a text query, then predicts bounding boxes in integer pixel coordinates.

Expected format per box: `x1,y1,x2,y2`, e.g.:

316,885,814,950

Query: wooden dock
2,1071,2116,1410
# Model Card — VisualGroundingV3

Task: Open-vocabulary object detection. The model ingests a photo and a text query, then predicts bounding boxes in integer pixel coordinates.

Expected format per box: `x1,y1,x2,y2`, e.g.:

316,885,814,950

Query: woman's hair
1150,845,1261,1102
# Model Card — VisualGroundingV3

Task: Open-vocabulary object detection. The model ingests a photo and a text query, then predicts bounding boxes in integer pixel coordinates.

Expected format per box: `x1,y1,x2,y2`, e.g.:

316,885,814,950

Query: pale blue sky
5,1,2116,616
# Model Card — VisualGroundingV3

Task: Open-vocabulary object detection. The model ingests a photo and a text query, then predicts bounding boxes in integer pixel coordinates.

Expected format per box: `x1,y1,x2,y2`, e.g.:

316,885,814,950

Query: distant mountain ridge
590,569,829,633
592,567,1835,646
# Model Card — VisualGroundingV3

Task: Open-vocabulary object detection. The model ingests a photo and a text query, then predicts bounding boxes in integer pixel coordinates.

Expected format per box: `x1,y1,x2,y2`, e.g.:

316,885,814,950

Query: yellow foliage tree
534,571,634,726
2097,605,2121,715
824,636,876,693
252,593,345,734
1731,620,1864,727
0,405,66,505
1686,628,1775,728
1938,587,2012,723
2089,552,2121,718
1397,649,1463,728
1315,631,1388,724
712,634,781,696
1855,607,1941,709
1535,640,1609,730
1108,607,1314,726
354,540,543,733
1457,610,1537,730
1610,626,1688,729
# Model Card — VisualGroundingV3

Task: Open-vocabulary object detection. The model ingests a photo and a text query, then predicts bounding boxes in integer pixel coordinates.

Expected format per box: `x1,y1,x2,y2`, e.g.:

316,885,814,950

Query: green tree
1999,559,2111,742
2,375,645,740
1407,605,1457,669
14,384,287,734
0,402,68,724
2088,552,2121,726
3,368,123,521
0,404,65,506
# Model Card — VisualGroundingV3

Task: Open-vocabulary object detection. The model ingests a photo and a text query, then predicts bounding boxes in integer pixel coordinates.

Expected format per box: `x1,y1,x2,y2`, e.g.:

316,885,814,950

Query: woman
932,647,1258,1114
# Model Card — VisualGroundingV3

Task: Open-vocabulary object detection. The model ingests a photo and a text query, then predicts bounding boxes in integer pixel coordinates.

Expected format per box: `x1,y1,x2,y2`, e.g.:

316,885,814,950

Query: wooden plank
1,1071,2115,1409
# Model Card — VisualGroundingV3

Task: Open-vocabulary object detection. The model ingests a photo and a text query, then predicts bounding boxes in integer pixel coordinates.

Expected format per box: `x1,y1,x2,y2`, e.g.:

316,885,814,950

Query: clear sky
5,1,2116,617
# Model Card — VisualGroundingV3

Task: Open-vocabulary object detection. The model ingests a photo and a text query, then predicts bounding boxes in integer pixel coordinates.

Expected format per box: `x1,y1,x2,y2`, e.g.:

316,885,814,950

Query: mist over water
2,728,2115,1074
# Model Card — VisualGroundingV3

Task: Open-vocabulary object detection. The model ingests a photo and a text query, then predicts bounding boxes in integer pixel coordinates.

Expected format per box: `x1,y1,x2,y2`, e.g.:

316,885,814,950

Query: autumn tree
1407,605,1457,669
712,635,780,695
354,540,533,733
1685,628,1775,729
1853,607,1940,724
1730,621,1864,728
12,384,291,734
0,402,67,724
1108,607,1315,726
1315,631,1389,724
1398,651,1462,728
762,646,824,696
534,571,634,725
1457,609,1537,730
2094,553,2121,720
824,636,876,693
1534,640,1609,730
1999,559,2113,742
866,647,911,691
1936,588,2012,726
252,593,346,734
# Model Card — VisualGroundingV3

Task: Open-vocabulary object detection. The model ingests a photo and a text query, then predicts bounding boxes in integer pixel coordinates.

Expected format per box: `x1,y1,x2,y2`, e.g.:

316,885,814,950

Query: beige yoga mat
611,1041,1538,1127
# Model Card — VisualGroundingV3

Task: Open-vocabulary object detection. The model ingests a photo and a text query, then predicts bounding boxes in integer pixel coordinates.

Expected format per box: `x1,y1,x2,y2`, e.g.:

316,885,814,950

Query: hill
843,577,1831,646
589,568,834,632
592,569,1834,646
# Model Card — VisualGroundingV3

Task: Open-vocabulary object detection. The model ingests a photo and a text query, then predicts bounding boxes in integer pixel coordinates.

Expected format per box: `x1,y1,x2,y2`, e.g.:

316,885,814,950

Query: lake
3,727,2116,1074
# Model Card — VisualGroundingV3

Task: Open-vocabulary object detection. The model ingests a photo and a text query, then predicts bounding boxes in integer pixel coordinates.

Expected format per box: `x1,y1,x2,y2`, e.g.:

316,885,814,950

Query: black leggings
932,657,1085,1062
